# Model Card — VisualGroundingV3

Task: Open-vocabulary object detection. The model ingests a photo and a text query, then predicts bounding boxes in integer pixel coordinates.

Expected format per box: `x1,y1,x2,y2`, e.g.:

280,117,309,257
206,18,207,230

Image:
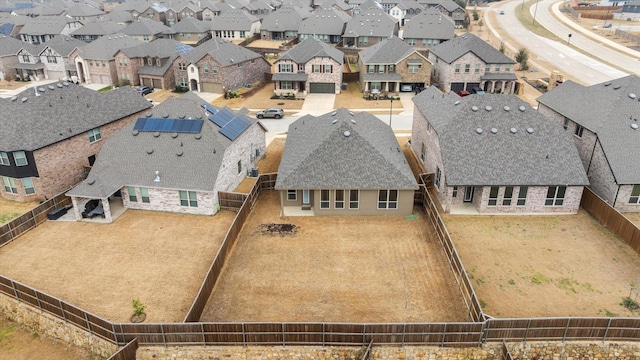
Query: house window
1,177,17,194
212,66,218,74
378,190,398,209
378,65,385,73
280,81,293,90
140,187,150,203
503,186,513,206
22,178,35,195
435,167,441,188
156,59,161,66
368,65,375,73
280,63,293,72
102,60,106,67
13,151,27,166
240,31,246,38
334,189,344,209
204,65,209,73
422,39,428,46
287,189,297,201
545,186,566,206
389,64,394,72
629,185,640,204
237,63,243,68
144,35,150,41
128,186,137,202
504,64,511,72
47,56,57,63
191,67,194,73
179,190,198,207
0,152,8,165
574,125,584,137
320,190,330,209
324,65,332,73
88,128,101,143
298,63,304,71
358,36,368,45
178,63,187,71
408,38,416,45
237,160,242,174
452,186,458,198
495,64,501,71
485,64,491,72
178,77,188,87
455,64,460,73
563,118,569,130
22,55,30,62
488,186,499,206
420,142,425,161
517,186,528,206
313,64,321,73
475,64,480,73
349,190,359,209
464,64,470,73
408,65,419,73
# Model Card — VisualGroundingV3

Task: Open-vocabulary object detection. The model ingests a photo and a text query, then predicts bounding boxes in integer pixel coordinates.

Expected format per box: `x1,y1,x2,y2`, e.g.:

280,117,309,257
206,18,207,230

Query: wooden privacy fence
107,338,138,360
580,188,640,255
501,341,513,360
0,191,71,248
615,29,640,46
418,174,484,323
184,173,277,322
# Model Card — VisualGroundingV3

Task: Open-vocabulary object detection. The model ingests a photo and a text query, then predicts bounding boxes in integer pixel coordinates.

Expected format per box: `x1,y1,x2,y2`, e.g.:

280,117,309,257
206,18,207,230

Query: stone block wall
116,53,142,86
123,187,217,215
411,108,447,201
508,341,640,359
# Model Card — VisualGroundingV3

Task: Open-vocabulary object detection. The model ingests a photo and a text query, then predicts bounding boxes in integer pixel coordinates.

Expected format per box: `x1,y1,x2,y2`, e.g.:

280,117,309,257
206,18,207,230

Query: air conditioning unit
250,167,259,177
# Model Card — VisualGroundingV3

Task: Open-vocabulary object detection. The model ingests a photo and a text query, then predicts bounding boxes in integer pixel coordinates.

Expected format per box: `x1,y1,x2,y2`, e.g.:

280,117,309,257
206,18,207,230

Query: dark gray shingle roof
66,4,105,17
0,36,27,56
38,35,84,56
297,8,351,36
343,8,397,38
413,87,588,186
278,37,344,64
429,33,515,64
70,19,125,36
0,83,151,152
536,76,640,184
260,6,311,32
77,32,143,59
183,37,263,67
122,19,170,36
358,36,415,64
169,17,212,33
19,16,79,36
402,8,454,40
209,10,259,31
275,109,418,190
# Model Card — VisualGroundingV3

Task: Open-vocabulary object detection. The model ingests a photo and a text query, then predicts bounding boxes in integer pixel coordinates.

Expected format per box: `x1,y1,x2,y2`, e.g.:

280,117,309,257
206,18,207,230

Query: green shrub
621,297,639,310
132,299,146,316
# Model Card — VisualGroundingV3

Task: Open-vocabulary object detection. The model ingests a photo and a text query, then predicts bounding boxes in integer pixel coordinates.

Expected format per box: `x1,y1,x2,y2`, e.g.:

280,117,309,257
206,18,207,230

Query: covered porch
14,62,45,81
68,191,127,224
272,72,308,97
481,73,518,94
362,72,401,95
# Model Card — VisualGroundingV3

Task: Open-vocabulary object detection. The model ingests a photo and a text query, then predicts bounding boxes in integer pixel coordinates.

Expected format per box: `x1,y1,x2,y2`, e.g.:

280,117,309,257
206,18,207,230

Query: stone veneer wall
0,293,117,358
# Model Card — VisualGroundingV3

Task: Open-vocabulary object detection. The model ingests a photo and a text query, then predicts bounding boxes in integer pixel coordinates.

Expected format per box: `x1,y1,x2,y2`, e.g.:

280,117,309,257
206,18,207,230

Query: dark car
136,86,153,96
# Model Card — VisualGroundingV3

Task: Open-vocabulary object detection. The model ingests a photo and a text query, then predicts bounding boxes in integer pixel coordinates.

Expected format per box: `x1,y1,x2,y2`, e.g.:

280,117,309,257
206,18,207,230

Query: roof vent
491,128,498,134
153,131,160,137
332,119,338,124
195,133,202,139
21,97,27,103
179,115,185,119
171,132,178,138
349,111,354,116
510,127,517,134
62,82,69,86
485,105,492,111
331,111,337,116
518,106,526,112
454,100,460,105
476,128,483,134
632,123,639,130
629,93,637,99
48,85,55,90
176,150,183,156
147,148,154,154
527,127,534,134
604,82,611,86
87,178,95,185
163,113,169,118
145,112,152,117
57,83,63,88
613,85,621,90
154,170,160,182
10,96,17,101
343,130,351,137
503,106,510,112
350,119,356,124
471,106,478,112
132,130,139,136
38,87,45,92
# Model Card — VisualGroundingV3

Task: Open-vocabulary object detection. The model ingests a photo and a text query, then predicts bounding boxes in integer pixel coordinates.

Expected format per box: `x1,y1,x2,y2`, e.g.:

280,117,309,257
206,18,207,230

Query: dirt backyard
0,209,234,323
200,190,469,323
0,197,38,225
444,211,640,318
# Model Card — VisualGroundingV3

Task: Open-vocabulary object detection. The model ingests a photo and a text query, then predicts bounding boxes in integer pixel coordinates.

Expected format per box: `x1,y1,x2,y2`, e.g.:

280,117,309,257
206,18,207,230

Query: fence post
201,323,206,345
562,318,570,342
111,323,118,344
161,324,166,346
441,323,447,347
282,323,286,347
10,280,18,299
524,318,531,344
603,317,612,343
322,323,325,348
362,324,366,345
477,321,485,347
34,291,41,310
84,312,92,334
402,323,406,347
242,323,247,347
483,320,490,344
59,299,67,322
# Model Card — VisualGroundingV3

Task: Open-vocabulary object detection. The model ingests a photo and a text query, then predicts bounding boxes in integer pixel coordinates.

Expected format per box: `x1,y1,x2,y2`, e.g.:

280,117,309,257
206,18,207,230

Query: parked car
256,108,284,119
471,86,486,95
603,22,612,28
136,86,153,96
577,2,589,5
457,90,471,97
499,10,505,14
400,84,413,92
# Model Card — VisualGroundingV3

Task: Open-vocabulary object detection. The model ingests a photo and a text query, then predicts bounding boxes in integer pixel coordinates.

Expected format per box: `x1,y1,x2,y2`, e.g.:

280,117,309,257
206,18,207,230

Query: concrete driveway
300,93,336,115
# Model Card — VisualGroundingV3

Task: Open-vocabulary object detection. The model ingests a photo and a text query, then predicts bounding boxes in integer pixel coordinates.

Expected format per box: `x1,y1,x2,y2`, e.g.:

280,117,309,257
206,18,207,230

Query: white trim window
128,186,137,202
88,128,101,143
503,186,513,206
13,151,27,166
22,178,35,195
378,190,398,209
0,152,9,165
629,185,640,204
488,186,499,206
287,189,297,201
408,64,419,73
545,186,566,206
517,186,528,206
2,177,17,194
320,189,330,209
349,190,359,209
179,190,198,207
141,187,150,203
334,189,344,209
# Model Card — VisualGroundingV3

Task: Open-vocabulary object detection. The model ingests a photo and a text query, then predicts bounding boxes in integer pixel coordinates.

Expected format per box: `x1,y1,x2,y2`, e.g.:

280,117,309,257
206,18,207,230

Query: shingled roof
344,8,397,38
413,87,588,186
70,19,125,37
19,16,80,36
297,8,351,36
210,10,259,31
537,76,640,184
183,37,263,66
167,17,212,34
275,109,418,190
359,36,417,64
119,38,189,76
260,6,311,32
402,8,454,40
0,83,151,152
277,37,344,64
0,35,27,56
38,35,84,57
122,19,170,36
76,32,143,59
429,33,514,64
67,92,261,198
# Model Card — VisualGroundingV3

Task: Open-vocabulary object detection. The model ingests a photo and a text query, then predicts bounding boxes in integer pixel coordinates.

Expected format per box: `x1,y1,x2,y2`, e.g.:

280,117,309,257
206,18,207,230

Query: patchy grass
515,0,562,41
0,197,37,225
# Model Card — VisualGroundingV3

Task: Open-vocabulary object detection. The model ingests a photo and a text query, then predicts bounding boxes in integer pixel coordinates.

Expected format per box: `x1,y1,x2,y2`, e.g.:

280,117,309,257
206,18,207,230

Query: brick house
173,37,270,93
273,37,344,96
210,10,262,43
38,35,84,82
66,4,105,24
259,6,311,41
166,17,212,45
164,3,202,26
297,8,351,44
411,87,588,214
110,0,167,24
402,8,455,51
14,42,45,81
388,0,425,26
537,76,640,213
114,38,192,89
19,16,83,45
122,19,171,42
70,19,126,42
428,33,516,94
358,36,431,94
275,109,418,216
0,83,151,202
418,0,468,28
0,36,23,81
66,92,267,223
342,7,399,48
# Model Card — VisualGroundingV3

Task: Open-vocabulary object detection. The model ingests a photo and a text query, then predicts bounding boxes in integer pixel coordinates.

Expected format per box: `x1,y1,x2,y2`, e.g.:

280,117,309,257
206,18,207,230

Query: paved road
487,0,627,84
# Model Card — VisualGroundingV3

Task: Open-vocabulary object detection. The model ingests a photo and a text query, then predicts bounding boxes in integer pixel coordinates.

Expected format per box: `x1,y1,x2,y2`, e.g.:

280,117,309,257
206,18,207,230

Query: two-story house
358,36,431,94
402,8,454,50
66,4,105,24
70,33,143,84
38,35,84,82
0,36,24,81
122,19,171,42
173,37,270,93
0,83,151,202
111,0,167,24
164,1,202,26
298,7,351,44
412,87,589,214
13,41,44,81
342,7,398,48
210,10,261,43
166,17,212,45
273,37,344,96
389,0,424,26
428,33,516,94
537,76,640,213
419,0,468,27
70,18,126,42
259,6,312,40
19,16,83,45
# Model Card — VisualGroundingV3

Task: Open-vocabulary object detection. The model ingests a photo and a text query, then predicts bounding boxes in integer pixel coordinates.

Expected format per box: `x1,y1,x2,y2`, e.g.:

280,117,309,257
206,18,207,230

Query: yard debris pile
259,223,297,236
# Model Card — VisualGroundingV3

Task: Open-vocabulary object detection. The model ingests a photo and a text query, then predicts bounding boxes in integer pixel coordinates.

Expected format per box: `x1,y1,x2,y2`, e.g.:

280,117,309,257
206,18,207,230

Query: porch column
71,197,82,221
490,81,496,93
500,81,506,93
101,198,113,223
510,81,516,94
480,80,485,91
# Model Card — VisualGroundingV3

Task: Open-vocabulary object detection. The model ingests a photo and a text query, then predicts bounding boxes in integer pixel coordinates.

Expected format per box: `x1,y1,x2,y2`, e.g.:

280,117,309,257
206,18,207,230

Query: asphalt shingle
429,33,514,64
278,37,344,64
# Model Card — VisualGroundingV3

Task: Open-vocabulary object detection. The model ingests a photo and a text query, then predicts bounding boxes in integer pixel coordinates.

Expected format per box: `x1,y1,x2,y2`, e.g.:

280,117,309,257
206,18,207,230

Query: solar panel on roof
201,103,218,115
219,115,251,141
134,118,203,133
175,43,194,55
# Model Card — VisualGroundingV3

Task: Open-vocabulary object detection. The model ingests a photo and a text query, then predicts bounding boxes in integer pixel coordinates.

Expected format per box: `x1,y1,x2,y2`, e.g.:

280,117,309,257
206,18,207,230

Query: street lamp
389,98,393,128
567,33,572,45
532,0,539,25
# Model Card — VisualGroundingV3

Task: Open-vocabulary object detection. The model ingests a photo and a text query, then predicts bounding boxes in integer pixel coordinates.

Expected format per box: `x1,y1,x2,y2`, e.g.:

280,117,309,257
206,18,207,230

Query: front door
464,186,474,203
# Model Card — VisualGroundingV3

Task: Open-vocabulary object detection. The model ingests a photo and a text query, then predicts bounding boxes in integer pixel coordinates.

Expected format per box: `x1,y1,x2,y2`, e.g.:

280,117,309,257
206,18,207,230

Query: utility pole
532,0,539,25
389,98,393,128
567,33,572,45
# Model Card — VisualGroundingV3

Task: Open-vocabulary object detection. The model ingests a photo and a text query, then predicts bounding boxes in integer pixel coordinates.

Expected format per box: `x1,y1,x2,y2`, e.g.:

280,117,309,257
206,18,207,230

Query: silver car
256,108,284,119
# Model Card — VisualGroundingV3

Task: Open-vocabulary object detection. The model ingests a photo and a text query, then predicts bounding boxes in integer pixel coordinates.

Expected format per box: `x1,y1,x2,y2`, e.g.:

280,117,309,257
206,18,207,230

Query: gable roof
343,7,397,37
66,4,105,17
536,76,640,184
0,83,151,152
260,6,311,32
122,18,170,35
209,10,259,31
277,37,344,64
0,35,27,56
19,16,80,36
413,87,588,186
183,36,263,66
119,38,190,75
359,35,417,64
70,18,126,36
66,92,263,198
38,34,84,56
429,33,514,64
419,0,463,12
76,32,143,59
168,17,212,33
297,8,351,35
402,8,454,40
275,109,418,190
